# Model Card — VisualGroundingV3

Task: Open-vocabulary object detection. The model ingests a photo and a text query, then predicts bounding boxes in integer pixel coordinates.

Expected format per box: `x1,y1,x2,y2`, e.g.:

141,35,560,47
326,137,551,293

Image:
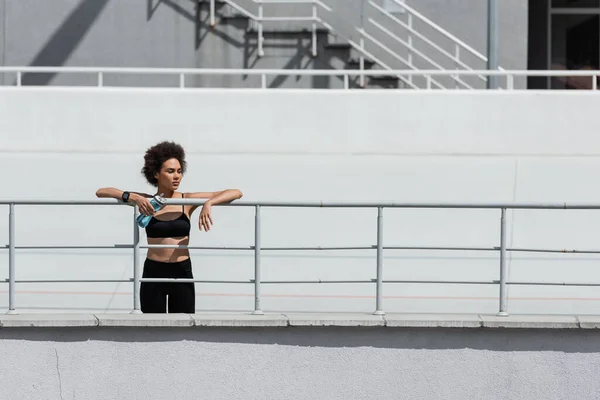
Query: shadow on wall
21,0,110,86
2,327,600,353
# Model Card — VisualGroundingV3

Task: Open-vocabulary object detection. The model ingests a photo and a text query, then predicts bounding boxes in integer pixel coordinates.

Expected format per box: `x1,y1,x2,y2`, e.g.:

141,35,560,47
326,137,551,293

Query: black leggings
140,258,195,313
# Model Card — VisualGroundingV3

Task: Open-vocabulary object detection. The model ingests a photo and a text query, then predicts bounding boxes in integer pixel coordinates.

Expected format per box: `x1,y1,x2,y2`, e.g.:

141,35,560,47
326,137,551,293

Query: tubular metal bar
498,208,508,316
210,0,216,26
10,199,600,209
3,67,600,78
10,279,131,284
141,245,253,250
7,278,600,287
253,205,264,315
132,208,142,314
374,207,384,315
7,243,600,255
7,204,16,314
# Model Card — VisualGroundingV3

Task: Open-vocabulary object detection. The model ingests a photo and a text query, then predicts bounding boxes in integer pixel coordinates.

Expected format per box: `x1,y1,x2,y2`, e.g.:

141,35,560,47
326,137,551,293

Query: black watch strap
122,191,131,203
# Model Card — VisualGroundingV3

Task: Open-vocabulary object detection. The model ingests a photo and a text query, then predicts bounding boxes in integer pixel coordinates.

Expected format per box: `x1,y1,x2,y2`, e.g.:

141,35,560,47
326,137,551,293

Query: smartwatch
122,191,131,203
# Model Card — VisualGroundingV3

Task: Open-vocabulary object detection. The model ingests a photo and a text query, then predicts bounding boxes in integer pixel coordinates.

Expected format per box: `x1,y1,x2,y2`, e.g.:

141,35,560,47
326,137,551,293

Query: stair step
369,75,400,81
346,58,376,67
325,43,352,50
246,28,330,36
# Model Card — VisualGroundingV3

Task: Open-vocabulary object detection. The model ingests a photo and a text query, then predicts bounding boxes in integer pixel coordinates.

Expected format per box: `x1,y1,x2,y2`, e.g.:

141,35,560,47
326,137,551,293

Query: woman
96,141,243,313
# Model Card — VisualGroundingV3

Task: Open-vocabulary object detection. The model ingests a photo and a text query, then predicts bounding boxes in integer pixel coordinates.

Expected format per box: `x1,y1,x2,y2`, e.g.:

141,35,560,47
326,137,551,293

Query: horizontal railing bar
3,279,600,287
1,67,598,77
5,199,600,209
2,245,132,250
259,16,314,21
507,281,600,287
5,279,131,283
139,278,249,283
4,244,600,255
140,245,253,250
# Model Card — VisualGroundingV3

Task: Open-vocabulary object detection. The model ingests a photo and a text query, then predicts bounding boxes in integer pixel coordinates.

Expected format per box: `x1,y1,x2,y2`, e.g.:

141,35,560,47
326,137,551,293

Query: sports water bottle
136,194,165,228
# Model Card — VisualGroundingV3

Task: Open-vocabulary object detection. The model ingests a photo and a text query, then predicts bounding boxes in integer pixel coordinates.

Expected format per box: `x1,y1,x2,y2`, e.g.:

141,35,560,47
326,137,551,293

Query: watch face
123,192,130,202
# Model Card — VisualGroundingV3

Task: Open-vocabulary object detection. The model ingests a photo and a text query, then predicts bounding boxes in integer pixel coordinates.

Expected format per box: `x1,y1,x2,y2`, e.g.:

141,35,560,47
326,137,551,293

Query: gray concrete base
1,313,599,329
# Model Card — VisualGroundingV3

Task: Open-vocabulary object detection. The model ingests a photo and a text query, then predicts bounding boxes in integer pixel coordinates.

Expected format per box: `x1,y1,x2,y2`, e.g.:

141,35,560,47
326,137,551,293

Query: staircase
199,0,493,89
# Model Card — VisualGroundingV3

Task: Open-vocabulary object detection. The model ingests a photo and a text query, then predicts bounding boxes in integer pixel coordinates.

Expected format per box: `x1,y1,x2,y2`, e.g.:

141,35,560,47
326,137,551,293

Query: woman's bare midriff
146,237,191,263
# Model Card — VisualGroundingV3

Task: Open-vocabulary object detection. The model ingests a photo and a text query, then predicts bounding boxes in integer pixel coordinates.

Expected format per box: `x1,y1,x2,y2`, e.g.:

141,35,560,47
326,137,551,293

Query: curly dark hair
141,141,187,186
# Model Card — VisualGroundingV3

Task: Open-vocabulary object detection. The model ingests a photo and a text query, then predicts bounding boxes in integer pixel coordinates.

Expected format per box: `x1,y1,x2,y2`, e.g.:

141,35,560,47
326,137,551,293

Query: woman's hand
131,193,155,216
199,202,214,232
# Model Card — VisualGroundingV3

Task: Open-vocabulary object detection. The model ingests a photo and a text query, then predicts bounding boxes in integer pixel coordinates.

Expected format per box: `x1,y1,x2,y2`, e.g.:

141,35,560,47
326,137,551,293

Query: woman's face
155,158,183,191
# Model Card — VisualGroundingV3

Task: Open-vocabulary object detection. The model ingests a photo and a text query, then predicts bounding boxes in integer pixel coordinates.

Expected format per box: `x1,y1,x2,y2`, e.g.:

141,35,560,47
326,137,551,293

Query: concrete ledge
96,314,194,327
193,314,288,327
287,314,385,327
0,314,99,328
384,314,482,328
480,315,580,329
1,313,599,329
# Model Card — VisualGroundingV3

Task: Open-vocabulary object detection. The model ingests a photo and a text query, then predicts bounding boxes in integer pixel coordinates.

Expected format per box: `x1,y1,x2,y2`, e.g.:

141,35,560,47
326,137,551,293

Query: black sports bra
145,194,191,239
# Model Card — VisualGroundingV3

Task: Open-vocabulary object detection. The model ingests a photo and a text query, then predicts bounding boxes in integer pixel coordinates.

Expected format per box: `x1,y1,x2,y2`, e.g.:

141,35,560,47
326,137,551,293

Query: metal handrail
395,0,487,62
4,199,600,316
2,66,599,91
205,0,494,88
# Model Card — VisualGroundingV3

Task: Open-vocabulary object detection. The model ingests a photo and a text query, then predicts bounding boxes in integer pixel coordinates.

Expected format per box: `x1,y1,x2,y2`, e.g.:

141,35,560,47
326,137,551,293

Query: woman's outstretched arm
95,187,156,216
185,189,243,231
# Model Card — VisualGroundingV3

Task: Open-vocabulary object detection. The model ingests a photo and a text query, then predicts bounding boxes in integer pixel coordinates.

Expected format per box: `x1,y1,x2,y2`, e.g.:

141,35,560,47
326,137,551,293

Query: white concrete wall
1,88,600,315
2,325,600,400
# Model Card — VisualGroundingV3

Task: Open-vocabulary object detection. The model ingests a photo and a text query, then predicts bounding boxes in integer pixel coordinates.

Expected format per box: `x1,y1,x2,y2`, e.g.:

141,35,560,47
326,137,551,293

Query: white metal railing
207,0,493,89
4,199,600,316
2,66,600,90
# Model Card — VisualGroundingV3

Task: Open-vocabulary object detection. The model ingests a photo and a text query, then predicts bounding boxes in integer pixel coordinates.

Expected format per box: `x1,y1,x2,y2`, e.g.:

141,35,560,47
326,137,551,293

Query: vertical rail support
407,14,413,85
506,74,514,90
7,203,17,315
359,35,366,88
498,208,508,316
179,73,185,89
311,0,318,57
593,75,597,90
252,205,264,315
16,71,22,87
210,0,216,27
343,74,349,89
454,44,460,89
373,207,385,316
98,72,103,87
258,1,265,57
426,75,432,89
131,207,142,314
261,74,267,89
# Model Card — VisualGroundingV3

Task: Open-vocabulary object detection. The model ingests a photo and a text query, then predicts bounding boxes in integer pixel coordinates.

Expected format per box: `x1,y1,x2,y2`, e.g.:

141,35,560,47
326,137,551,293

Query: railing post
359,35,365,88
210,0,216,27
343,74,349,89
131,207,142,314
258,1,264,57
179,73,185,89
408,14,413,85
261,73,267,89
98,72,103,87
454,44,460,89
506,74,514,90
252,205,264,315
7,203,17,314
593,75,597,91
311,0,317,57
498,208,508,316
426,74,432,89
16,71,22,87
373,207,385,315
